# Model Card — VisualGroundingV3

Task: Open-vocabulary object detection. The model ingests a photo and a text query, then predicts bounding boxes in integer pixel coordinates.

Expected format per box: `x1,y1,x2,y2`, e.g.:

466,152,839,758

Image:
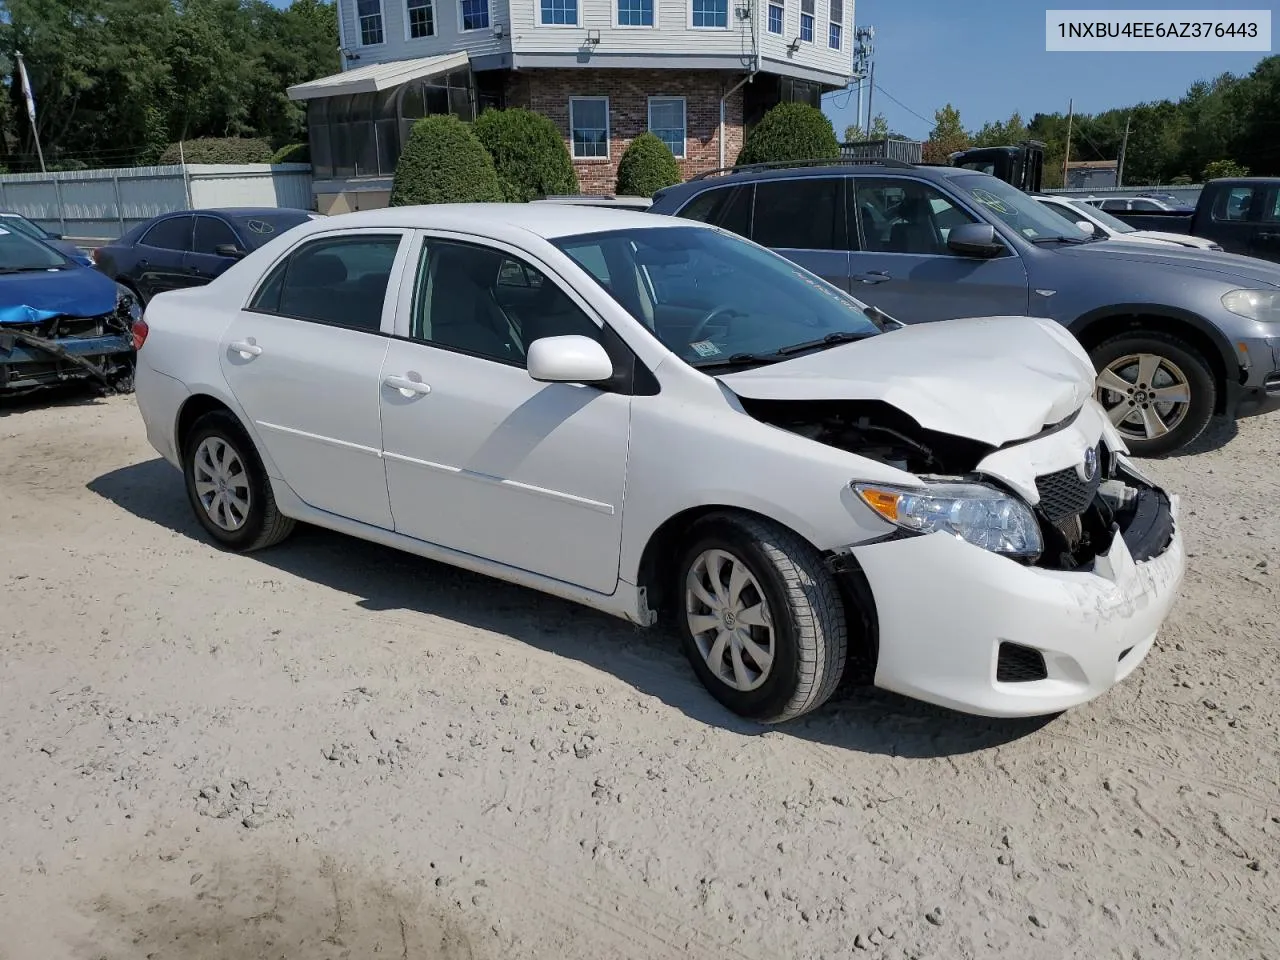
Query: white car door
378,232,632,595
219,229,413,529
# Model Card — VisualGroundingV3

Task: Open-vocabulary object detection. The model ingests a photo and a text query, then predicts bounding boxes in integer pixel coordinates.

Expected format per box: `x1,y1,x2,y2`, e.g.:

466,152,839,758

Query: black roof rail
687,156,915,182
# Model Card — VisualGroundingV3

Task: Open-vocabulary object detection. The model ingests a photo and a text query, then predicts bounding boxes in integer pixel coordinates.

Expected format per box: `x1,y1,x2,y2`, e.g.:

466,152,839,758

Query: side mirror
947,222,1005,258
1075,220,1101,238
526,335,613,384
215,243,246,259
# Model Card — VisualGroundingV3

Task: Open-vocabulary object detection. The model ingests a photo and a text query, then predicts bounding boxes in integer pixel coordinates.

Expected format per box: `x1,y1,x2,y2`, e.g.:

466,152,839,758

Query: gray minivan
648,160,1280,456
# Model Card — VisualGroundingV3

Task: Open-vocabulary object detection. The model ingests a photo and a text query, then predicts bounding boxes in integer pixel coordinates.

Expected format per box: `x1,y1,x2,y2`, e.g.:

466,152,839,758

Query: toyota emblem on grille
1081,447,1098,481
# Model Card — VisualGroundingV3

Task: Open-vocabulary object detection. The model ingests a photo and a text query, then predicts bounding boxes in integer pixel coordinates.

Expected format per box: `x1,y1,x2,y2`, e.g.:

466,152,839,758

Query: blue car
0,224,139,397
0,210,94,267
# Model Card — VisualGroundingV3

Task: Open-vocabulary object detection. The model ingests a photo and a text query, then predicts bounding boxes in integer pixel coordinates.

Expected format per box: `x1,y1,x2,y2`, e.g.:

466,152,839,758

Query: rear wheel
675,514,847,723
182,410,295,552
1090,331,1215,457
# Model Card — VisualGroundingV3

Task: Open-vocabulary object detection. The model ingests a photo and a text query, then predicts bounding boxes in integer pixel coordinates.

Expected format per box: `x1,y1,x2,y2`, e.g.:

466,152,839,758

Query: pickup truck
1106,178,1280,262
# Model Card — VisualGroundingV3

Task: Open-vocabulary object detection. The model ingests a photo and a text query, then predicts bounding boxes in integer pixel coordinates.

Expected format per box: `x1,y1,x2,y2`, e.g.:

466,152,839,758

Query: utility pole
1116,113,1131,188
1062,98,1073,186
852,26,875,138
14,52,46,174
866,59,875,135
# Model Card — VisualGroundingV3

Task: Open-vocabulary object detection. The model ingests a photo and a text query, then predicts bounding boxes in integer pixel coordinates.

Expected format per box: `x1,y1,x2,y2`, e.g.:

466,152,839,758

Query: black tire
1089,331,1216,457
182,409,295,552
674,513,847,723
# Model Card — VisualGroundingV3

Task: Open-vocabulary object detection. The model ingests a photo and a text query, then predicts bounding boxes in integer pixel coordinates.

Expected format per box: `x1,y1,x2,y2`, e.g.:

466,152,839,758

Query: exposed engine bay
738,397,1175,574
0,304,136,397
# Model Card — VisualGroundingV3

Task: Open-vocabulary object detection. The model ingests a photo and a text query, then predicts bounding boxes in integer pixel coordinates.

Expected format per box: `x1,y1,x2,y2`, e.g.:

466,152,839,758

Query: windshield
0,225,70,272
951,174,1092,241
552,226,881,367
231,212,314,249
1,214,55,242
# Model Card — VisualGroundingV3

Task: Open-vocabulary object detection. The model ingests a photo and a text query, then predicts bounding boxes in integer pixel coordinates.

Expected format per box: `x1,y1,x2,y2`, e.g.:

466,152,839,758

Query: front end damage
738,395,1184,717
0,296,138,397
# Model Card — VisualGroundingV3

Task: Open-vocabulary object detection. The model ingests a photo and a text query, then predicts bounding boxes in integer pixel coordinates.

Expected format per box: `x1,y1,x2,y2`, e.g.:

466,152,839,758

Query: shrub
390,115,504,206
735,102,840,167
615,132,682,198
158,137,274,164
473,108,577,201
271,142,311,164
1202,159,1249,180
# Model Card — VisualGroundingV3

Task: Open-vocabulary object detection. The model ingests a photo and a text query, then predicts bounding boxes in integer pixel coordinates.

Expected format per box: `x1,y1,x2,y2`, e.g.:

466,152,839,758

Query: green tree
390,115,503,206
1202,159,1250,179
843,113,907,143
615,132,681,197
473,107,577,202
921,103,969,164
736,102,840,166
969,111,1029,148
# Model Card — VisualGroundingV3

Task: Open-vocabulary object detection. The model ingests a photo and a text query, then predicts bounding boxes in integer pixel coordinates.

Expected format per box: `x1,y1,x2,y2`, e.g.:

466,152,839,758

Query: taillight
132,317,149,351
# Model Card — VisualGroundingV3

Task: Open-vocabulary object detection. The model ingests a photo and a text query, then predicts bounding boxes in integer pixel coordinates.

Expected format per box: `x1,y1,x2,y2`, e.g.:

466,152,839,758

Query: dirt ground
0,392,1277,960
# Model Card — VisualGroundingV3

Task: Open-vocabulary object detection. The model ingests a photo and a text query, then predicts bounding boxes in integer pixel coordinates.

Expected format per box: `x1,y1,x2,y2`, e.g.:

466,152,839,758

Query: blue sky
822,0,1271,138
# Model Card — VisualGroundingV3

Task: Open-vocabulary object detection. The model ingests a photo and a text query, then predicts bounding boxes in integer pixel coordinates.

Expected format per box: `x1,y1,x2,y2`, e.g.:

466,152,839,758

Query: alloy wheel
192,436,251,532
1095,352,1191,442
684,549,776,692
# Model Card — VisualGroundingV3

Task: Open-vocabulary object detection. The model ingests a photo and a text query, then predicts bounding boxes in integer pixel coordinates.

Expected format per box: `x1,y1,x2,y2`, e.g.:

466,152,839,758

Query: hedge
158,137,274,164
473,108,578,201
271,142,310,164
389,115,504,206
735,102,840,167
615,132,682,198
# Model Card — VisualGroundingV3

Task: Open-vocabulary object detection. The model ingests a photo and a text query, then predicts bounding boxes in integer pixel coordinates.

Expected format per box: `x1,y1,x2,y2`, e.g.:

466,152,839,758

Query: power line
871,82,933,131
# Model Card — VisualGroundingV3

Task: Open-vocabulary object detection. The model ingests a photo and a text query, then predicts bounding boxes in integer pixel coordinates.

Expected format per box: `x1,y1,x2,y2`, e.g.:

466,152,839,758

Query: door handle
853,270,891,284
384,374,432,398
229,339,262,359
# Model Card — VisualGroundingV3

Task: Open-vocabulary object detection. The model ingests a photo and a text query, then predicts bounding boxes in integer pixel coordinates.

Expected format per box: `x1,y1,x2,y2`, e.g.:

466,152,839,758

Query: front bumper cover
850,487,1184,718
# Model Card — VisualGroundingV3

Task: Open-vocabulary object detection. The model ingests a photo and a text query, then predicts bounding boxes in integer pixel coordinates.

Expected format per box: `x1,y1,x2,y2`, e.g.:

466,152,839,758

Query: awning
287,51,470,101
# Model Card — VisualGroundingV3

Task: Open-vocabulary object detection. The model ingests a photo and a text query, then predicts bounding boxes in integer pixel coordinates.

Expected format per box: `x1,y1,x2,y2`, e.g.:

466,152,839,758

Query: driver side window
410,240,601,367
854,178,978,255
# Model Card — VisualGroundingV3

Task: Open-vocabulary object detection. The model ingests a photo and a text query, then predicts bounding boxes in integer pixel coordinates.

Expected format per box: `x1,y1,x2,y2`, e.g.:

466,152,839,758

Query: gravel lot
1,393,1277,960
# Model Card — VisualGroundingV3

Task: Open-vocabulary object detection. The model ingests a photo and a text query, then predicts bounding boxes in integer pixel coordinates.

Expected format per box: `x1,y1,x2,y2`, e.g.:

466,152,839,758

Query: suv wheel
182,410,295,551
1090,331,1215,457
675,514,848,723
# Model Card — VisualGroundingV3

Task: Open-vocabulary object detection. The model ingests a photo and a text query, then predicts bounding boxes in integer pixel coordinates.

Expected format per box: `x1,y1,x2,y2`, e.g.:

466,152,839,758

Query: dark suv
648,159,1280,456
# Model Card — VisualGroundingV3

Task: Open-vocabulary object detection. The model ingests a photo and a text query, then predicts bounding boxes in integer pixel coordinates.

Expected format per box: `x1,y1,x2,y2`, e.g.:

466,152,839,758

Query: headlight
1222,289,1280,323
855,480,1043,558
115,284,142,323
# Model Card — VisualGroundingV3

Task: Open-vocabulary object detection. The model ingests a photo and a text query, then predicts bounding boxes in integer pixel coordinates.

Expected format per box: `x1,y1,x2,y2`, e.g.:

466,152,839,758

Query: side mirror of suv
215,243,247,259
947,223,1005,258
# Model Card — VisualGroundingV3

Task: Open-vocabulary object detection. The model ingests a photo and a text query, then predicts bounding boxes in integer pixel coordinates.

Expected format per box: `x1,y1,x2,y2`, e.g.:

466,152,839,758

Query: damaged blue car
0,224,139,397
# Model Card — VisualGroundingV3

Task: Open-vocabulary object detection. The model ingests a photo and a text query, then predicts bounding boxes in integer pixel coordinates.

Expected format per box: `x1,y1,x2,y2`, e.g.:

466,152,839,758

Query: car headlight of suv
854,480,1043,558
115,283,143,324
1222,289,1280,323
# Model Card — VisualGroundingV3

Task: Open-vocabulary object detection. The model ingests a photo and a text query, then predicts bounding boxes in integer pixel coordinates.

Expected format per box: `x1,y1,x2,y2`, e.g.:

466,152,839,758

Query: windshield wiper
1029,235,1093,245
691,351,783,370
774,330,868,356
0,265,62,274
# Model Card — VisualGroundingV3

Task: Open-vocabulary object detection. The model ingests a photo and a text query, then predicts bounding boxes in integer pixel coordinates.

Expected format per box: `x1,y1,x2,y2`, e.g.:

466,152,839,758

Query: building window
767,0,782,33
357,0,384,44
540,0,577,23
648,98,686,159
691,0,727,28
407,0,435,37
459,0,489,30
618,0,653,26
799,0,813,41
828,0,841,47
569,97,609,159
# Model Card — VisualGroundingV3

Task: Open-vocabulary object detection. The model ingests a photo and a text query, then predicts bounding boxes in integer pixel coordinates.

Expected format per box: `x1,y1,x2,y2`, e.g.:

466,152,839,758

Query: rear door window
751,178,844,250
141,216,194,252
253,234,404,333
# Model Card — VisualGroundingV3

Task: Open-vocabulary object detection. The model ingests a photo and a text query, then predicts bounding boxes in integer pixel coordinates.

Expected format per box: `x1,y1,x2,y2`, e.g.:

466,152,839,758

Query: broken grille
1034,447,1103,522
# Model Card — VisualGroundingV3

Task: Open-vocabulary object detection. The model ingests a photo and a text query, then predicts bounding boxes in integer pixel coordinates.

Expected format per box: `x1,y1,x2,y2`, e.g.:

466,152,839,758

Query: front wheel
675,514,848,723
1090,331,1216,457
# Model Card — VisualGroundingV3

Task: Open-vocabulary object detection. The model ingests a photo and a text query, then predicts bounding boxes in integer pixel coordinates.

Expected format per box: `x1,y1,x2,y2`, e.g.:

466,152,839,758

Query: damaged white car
133,205,1185,722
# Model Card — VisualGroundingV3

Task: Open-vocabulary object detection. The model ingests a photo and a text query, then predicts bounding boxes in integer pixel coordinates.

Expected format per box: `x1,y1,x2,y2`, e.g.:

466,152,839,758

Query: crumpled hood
0,266,118,325
1059,240,1280,286
718,315,1096,447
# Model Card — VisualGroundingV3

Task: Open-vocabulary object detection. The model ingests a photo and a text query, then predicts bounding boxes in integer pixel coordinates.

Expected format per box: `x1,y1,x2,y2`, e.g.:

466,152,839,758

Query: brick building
289,0,854,211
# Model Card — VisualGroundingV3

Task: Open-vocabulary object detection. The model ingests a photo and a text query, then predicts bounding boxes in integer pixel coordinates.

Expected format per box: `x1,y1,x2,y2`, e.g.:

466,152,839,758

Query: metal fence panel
0,164,314,243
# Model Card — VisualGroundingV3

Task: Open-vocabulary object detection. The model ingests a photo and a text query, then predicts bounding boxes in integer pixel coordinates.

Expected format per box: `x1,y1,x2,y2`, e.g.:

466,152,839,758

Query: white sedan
132,204,1185,722
1034,194,1222,251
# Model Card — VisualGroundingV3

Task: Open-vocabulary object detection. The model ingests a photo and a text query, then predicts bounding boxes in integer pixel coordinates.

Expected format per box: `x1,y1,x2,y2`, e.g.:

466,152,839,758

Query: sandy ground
0,392,1277,960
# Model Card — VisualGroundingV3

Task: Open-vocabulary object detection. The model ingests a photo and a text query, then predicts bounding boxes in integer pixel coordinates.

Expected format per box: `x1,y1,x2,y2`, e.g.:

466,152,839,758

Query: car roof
302,203,681,240
651,161,977,205
153,207,314,219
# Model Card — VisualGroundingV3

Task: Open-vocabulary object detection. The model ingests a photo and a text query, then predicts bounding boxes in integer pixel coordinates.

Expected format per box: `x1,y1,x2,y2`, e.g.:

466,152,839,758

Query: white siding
339,0,851,83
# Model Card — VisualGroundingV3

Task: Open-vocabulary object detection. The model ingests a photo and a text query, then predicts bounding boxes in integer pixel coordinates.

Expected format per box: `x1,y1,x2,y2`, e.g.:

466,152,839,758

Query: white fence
1044,183,1204,205
0,164,315,243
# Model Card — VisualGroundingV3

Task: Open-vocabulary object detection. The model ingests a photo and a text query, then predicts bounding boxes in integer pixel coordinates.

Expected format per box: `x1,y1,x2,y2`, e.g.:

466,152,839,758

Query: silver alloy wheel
1095,353,1191,442
192,436,251,532
685,548,775,693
